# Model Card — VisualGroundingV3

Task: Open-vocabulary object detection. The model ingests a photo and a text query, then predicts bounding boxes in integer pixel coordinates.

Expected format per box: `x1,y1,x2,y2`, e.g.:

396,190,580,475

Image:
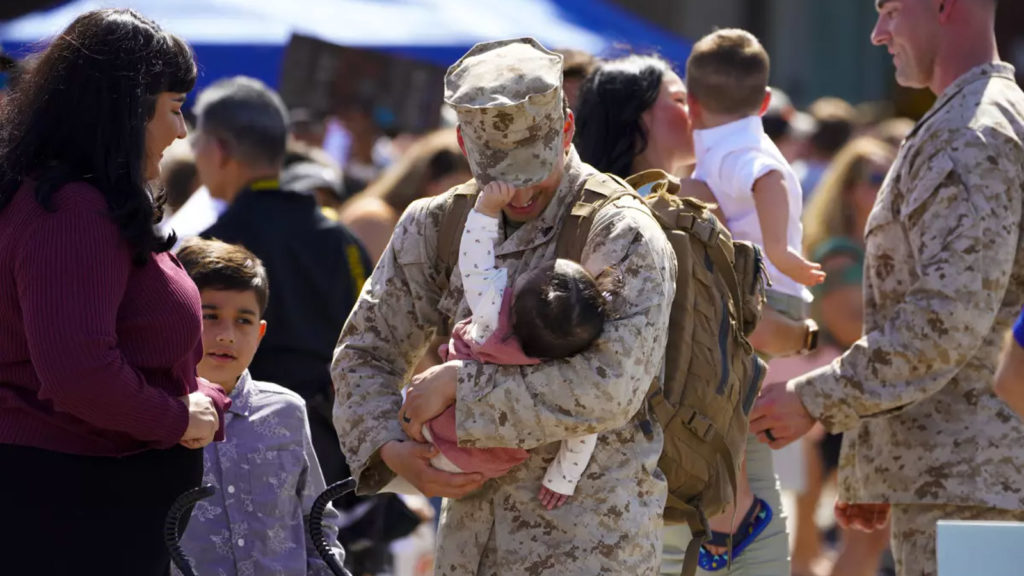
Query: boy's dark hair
177,238,270,317
686,28,769,116
513,259,622,359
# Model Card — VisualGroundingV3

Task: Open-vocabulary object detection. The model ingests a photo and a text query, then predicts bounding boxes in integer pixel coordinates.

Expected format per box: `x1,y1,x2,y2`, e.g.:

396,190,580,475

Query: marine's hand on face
476,181,516,218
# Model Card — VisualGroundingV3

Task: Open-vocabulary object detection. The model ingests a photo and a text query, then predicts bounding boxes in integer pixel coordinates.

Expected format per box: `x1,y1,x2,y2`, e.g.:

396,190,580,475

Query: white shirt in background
162,186,228,250
692,116,813,302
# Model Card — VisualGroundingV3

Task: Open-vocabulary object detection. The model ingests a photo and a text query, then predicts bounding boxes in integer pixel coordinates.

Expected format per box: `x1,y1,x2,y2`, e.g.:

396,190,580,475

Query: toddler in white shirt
686,29,825,309
679,28,826,571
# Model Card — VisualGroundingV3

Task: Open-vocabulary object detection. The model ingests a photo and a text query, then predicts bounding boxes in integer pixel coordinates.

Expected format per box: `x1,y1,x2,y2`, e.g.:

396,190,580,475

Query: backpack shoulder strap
672,206,746,333
625,168,681,197
437,181,479,292
555,173,639,261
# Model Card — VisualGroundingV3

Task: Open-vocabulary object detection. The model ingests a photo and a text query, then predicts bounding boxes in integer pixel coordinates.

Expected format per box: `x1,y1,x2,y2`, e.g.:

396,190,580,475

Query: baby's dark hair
177,237,270,317
512,259,622,359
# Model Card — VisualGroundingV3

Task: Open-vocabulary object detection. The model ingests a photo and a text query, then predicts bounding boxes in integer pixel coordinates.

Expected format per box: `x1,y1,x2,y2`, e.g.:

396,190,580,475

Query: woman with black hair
575,54,815,576
0,9,229,575
576,55,695,180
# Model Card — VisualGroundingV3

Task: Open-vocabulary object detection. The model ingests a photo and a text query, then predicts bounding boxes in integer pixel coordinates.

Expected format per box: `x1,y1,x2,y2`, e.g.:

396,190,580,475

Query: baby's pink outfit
426,288,536,479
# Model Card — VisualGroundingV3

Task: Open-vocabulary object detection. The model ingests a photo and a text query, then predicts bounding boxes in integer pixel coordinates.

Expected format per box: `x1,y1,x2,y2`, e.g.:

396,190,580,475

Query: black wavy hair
0,9,197,265
513,259,622,359
574,54,671,178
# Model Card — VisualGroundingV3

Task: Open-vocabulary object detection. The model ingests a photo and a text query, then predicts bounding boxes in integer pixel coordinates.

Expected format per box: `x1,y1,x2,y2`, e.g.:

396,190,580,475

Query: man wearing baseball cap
332,38,675,575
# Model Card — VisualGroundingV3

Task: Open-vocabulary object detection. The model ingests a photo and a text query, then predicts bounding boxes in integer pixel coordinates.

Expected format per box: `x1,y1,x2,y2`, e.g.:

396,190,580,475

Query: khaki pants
890,503,1024,576
660,433,790,575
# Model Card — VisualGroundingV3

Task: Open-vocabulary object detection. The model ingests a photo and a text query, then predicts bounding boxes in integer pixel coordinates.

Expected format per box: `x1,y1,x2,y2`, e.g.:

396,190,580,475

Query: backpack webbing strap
555,173,640,262
708,234,746,333
651,394,741,576
436,182,479,293
675,212,746,334
665,495,708,576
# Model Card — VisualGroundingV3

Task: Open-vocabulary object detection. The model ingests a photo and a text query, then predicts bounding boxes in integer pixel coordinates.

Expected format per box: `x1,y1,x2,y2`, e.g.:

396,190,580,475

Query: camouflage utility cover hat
444,38,565,187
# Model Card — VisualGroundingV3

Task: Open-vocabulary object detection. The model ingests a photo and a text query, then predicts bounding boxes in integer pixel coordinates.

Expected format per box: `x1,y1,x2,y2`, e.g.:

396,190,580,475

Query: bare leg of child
704,458,757,555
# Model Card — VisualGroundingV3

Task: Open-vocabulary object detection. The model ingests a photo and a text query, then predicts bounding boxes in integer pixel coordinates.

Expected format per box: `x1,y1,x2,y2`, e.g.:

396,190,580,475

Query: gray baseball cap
444,38,565,187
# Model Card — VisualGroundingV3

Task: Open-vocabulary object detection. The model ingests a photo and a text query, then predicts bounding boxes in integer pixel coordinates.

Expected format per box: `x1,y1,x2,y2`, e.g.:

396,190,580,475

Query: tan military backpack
437,169,769,576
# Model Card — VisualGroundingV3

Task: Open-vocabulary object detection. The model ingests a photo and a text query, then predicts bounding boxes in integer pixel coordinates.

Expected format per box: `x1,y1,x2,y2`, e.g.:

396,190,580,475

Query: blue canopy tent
0,0,691,96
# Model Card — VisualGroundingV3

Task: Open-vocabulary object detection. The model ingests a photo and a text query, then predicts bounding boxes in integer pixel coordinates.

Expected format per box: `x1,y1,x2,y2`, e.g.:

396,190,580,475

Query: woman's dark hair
575,54,671,178
513,259,623,359
0,9,197,265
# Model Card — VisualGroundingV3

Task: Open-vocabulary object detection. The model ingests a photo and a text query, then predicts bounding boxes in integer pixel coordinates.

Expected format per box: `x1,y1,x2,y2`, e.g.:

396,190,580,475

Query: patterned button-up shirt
176,371,347,576
793,62,1024,509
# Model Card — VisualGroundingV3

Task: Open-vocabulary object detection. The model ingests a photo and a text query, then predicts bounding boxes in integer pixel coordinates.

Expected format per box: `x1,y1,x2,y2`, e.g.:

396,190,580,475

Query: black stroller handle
165,484,216,576
310,478,357,576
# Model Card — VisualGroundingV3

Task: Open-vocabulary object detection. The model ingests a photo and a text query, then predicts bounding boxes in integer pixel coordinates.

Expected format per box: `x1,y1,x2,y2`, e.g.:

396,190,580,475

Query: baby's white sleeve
542,434,598,496
458,209,507,344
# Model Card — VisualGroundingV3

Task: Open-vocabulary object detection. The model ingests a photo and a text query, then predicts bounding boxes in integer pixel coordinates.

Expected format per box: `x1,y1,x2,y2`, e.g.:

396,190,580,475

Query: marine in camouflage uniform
331,38,675,575
779,61,1024,575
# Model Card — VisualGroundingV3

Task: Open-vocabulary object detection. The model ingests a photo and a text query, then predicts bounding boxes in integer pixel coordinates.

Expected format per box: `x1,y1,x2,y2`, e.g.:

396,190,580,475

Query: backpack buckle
690,220,717,244
676,213,717,244
685,409,716,441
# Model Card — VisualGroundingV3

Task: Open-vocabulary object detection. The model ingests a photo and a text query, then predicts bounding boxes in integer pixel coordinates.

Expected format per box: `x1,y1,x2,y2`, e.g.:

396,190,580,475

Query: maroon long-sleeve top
0,180,229,456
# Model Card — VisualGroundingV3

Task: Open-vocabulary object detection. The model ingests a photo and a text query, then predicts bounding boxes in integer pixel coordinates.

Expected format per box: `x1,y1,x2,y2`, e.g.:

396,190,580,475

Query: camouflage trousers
890,504,1024,576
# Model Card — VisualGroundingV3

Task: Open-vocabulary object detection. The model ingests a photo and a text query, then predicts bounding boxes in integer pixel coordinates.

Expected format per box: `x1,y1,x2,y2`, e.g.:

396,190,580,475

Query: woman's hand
401,362,459,442
179,392,219,449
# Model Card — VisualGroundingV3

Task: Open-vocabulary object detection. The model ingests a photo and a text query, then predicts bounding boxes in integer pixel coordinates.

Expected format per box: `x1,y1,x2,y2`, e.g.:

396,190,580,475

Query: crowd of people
0,1,1022,575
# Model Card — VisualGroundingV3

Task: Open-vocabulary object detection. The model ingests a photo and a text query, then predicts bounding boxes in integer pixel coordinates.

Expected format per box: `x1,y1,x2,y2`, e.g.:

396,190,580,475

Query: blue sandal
697,496,773,571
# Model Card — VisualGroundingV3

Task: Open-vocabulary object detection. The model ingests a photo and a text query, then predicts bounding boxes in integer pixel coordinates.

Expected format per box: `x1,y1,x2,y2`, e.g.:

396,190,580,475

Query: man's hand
835,500,890,532
380,440,486,499
475,181,515,218
401,361,459,442
749,380,816,449
178,392,219,449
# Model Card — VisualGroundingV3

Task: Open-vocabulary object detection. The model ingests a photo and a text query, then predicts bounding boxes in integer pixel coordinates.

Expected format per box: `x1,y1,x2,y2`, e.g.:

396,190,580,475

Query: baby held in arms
407,181,621,510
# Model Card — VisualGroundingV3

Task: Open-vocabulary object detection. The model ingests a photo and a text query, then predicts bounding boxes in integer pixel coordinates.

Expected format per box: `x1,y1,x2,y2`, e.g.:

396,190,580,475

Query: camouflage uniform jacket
331,149,675,575
793,62,1024,509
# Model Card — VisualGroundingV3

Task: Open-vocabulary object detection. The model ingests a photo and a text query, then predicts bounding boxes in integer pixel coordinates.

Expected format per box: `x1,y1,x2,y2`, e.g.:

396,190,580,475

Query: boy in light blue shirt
175,237,347,576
